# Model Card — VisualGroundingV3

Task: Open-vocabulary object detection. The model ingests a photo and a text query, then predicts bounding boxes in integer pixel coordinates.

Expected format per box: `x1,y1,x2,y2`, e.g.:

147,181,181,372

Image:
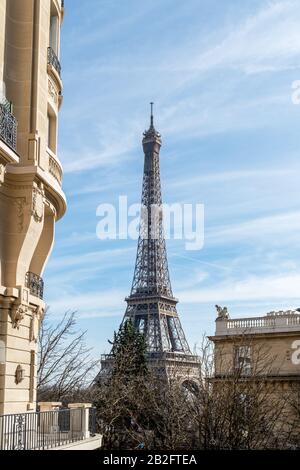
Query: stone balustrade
48,152,63,185
216,311,300,335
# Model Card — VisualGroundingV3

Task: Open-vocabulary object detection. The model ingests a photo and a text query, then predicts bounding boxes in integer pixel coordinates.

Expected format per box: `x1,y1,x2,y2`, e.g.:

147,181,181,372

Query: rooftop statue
215,305,229,320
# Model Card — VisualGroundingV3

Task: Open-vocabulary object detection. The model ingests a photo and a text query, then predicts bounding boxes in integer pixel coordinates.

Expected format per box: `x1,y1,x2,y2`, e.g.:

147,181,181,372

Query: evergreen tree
94,320,150,448
110,319,148,378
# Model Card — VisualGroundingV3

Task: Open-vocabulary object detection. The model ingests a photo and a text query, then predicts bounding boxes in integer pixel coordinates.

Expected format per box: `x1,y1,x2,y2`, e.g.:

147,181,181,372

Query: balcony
47,47,61,77
25,272,44,300
48,150,63,185
0,406,100,450
0,101,17,151
215,310,300,336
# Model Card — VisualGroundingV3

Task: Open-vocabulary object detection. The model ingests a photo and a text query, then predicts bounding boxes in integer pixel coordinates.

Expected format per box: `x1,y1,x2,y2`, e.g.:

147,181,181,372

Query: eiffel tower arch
101,106,199,382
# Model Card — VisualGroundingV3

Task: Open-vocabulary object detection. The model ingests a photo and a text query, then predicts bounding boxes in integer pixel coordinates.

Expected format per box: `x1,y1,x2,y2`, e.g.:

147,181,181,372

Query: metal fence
0,407,96,450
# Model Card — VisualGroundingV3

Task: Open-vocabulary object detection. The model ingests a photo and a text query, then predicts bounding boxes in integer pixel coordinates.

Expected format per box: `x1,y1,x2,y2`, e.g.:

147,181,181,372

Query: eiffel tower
101,105,199,380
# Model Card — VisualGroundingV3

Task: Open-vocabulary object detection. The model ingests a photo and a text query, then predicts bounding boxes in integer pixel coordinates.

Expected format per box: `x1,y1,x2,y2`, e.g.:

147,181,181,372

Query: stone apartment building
210,307,300,381
0,1,101,450
209,307,300,438
0,0,66,416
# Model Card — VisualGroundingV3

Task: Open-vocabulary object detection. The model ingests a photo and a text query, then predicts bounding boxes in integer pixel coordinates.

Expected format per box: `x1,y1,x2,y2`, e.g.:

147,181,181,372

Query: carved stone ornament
48,77,58,105
14,197,26,232
30,306,44,342
215,304,229,320
15,364,25,384
32,187,44,223
10,303,28,329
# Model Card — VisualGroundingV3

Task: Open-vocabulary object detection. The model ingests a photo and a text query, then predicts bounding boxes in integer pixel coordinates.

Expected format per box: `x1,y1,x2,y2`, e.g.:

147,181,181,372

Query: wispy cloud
207,211,300,246
61,125,139,173
61,0,300,173
178,272,300,304
46,289,126,319
191,1,300,73
47,246,134,271
168,167,297,190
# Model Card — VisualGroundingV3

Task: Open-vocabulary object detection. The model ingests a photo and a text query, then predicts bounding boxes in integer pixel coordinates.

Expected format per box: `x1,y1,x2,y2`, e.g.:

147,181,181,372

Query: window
234,346,251,375
47,108,57,153
49,3,59,54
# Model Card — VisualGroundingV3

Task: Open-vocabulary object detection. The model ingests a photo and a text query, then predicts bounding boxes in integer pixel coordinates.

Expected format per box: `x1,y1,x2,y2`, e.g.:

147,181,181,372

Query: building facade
209,307,300,393
0,0,66,415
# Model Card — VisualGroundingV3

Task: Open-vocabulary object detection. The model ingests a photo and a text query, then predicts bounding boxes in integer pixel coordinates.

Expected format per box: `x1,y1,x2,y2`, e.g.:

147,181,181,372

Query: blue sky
45,0,300,357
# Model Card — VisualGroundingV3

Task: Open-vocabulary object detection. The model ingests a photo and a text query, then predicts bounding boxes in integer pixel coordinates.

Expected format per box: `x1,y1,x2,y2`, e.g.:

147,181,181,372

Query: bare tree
37,310,99,403
36,316,297,450
188,336,297,450
94,370,194,450
93,333,300,450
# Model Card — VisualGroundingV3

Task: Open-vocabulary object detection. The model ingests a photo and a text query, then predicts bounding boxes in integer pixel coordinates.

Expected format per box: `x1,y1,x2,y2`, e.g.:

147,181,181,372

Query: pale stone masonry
210,309,300,380
0,0,66,414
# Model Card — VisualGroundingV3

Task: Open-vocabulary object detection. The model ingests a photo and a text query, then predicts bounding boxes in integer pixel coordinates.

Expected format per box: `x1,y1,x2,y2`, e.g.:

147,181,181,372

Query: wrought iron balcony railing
0,102,17,150
1,97,12,113
47,46,61,77
0,408,97,450
25,272,44,300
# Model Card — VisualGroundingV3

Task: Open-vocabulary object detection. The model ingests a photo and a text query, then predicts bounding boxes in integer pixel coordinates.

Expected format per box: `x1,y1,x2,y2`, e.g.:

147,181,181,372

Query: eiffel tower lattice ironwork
101,105,199,377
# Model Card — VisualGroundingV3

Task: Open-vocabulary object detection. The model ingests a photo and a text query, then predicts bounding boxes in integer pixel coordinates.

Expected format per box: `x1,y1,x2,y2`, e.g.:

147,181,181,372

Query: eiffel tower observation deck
101,105,199,380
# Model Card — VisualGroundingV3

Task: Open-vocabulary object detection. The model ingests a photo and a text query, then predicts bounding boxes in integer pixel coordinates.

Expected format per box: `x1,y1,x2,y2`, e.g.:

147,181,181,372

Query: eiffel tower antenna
150,102,154,127
100,107,199,379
